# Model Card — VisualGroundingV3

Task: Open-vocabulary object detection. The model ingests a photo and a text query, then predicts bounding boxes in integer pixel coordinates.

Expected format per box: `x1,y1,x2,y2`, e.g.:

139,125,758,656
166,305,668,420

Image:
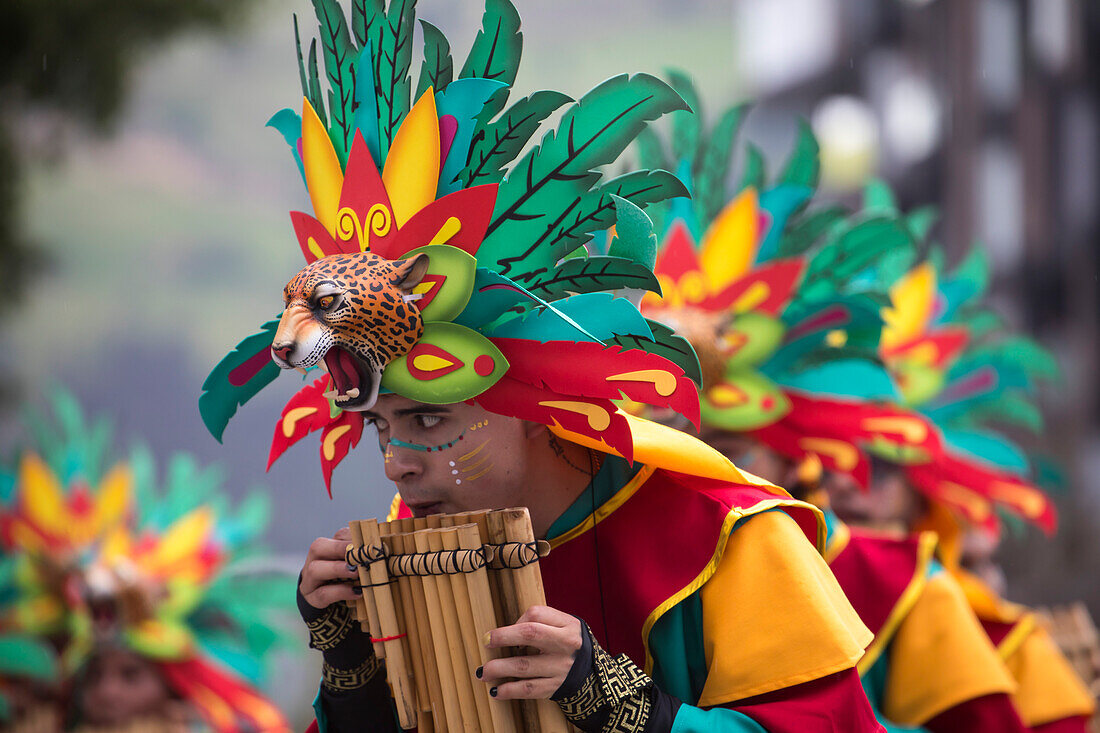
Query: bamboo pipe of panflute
381,526,435,733
360,519,417,729
347,521,385,658
457,521,520,733
413,527,465,732
501,508,571,733
395,519,446,732
486,510,541,733
425,524,481,732
438,520,497,732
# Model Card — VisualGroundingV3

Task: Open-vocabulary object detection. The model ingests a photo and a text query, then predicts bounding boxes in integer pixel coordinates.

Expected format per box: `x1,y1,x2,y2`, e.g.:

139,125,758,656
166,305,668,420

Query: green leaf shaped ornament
700,371,791,431
404,244,477,322
381,322,508,403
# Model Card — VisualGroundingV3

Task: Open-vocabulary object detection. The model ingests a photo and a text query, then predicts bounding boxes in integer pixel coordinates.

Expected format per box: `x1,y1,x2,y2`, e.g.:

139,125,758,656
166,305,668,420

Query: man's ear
393,253,430,293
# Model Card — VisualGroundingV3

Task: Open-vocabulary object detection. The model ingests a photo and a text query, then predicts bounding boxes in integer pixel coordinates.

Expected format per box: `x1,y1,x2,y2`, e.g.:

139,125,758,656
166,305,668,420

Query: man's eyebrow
393,405,453,417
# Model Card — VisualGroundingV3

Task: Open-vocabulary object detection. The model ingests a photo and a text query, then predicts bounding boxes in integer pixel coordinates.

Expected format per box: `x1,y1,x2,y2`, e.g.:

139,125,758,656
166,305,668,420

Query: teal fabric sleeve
312,686,328,733
671,703,768,732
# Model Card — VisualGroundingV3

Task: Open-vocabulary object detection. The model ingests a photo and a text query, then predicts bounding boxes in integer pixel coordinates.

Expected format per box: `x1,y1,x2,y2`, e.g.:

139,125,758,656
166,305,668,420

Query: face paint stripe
388,430,466,453
458,439,489,463
463,465,493,482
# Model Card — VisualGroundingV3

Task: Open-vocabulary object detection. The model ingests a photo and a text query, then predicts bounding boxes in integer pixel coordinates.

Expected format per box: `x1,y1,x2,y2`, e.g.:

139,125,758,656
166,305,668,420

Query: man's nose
383,444,422,482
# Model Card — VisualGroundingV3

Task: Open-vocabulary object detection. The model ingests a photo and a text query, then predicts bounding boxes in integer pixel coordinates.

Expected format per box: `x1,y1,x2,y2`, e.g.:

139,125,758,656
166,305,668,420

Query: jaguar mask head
270,251,430,411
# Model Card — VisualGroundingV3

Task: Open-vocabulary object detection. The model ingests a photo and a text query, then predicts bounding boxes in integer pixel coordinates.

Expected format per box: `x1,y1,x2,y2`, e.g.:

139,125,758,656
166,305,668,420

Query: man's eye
417,414,442,429
368,418,389,432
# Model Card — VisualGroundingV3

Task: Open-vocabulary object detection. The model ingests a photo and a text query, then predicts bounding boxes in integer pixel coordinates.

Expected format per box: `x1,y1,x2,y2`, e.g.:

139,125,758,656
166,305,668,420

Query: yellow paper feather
382,88,440,227
883,262,936,350
699,188,760,294
302,97,345,236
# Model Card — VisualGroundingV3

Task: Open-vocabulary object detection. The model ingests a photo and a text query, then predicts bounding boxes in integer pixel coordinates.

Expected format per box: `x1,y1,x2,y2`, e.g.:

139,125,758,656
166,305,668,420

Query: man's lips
407,501,442,518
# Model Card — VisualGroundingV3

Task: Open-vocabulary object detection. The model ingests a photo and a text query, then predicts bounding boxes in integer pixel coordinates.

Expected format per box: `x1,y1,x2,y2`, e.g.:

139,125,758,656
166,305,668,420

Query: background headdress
865,188,1060,536
636,73,930,488
0,392,293,732
201,0,710,493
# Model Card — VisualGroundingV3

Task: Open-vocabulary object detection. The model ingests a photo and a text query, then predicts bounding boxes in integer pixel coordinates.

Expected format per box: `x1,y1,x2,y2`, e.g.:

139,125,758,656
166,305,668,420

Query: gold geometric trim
307,602,356,651
321,656,383,692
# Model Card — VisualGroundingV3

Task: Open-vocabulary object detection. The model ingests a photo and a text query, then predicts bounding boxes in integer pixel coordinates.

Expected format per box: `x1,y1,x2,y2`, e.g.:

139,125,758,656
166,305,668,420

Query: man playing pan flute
202,1,884,730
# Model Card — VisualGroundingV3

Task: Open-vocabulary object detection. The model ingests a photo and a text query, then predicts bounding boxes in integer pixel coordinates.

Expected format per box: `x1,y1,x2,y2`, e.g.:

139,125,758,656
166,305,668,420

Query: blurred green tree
0,0,253,316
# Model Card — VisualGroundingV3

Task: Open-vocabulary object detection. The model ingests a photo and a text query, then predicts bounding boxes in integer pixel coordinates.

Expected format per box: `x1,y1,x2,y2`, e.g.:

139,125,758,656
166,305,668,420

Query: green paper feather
415,19,453,98
957,393,1044,433
606,321,703,387
695,103,748,227
738,142,765,196
779,120,819,189
459,0,522,120
666,69,701,170
306,38,327,129
490,292,651,343
904,206,938,242
799,217,913,303
375,0,415,161
862,178,897,213
527,256,661,301
199,320,282,443
479,73,688,286
461,90,574,187
634,126,670,173
294,14,310,100
0,635,57,680
350,0,383,49
537,170,685,266
607,193,659,270
313,0,357,162
775,204,845,258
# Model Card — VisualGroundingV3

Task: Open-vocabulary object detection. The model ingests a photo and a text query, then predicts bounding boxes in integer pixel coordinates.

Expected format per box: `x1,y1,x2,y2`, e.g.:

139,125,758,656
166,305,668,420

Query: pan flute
345,508,577,732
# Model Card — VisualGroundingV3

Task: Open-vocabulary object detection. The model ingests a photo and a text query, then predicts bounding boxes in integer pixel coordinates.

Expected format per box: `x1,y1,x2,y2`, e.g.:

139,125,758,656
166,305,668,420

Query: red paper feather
491,338,701,428
380,184,499,260
476,375,635,462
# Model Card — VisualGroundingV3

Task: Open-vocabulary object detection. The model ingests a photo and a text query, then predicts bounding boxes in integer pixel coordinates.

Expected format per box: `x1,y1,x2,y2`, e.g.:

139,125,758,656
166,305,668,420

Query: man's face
79,647,171,725
697,428,795,486
825,460,925,530
365,395,536,517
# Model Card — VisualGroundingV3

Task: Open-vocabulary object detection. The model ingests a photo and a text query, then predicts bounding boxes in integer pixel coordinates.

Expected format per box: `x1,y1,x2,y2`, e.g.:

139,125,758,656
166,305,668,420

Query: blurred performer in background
826,237,1097,732
636,79,1047,731
0,393,295,732
202,2,887,731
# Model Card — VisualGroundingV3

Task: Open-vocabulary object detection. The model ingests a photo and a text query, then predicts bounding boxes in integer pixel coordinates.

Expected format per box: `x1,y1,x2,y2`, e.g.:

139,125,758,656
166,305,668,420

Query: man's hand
299,526,361,611
478,605,583,699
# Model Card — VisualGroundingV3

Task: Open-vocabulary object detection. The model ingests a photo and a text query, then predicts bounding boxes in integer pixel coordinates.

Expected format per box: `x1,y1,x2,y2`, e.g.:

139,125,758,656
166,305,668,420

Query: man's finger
488,677,559,701
307,536,351,562
305,582,359,609
516,605,575,629
300,560,359,594
485,622,575,656
333,527,351,541
478,654,570,685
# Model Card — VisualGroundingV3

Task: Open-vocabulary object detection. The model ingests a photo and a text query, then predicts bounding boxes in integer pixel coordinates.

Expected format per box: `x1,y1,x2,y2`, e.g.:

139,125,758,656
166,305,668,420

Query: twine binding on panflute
386,546,491,577
487,540,551,569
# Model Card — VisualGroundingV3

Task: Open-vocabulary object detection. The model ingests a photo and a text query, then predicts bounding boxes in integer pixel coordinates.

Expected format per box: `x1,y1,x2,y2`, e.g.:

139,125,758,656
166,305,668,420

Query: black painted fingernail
489,686,498,698
475,666,483,679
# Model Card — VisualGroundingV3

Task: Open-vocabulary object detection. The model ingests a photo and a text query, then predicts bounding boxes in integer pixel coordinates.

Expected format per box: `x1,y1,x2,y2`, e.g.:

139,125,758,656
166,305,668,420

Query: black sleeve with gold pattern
297,579,399,732
551,621,680,733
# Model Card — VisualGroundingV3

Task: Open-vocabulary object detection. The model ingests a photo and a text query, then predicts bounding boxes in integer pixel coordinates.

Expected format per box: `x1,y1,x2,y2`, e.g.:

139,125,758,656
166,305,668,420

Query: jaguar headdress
201,0,705,493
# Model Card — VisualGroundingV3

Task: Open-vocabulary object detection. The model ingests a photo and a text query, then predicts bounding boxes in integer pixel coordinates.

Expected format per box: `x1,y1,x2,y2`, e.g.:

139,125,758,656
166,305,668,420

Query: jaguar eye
317,295,335,310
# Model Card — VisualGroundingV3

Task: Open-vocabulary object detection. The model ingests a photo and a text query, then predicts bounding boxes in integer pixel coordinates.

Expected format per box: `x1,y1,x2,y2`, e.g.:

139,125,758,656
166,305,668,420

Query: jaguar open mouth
321,346,381,411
